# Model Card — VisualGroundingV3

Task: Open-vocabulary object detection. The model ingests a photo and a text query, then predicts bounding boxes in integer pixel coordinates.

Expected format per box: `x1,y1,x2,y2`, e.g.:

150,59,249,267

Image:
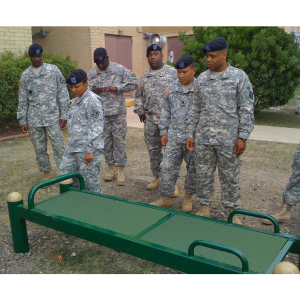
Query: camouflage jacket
187,64,254,146
66,90,104,153
17,63,70,127
87,62,138,116
159,78,196,144
134,64,177,124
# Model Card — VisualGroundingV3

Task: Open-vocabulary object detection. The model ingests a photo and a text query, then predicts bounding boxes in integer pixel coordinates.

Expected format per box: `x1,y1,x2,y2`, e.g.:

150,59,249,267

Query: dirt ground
0,126,300,274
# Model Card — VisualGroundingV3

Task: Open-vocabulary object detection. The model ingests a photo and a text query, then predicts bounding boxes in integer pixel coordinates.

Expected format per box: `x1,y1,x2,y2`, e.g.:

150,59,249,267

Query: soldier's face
147,51,163,70
96,56,109,71
70,81,88,97
177,65,196,85
30,54,43,68
205,50,227,72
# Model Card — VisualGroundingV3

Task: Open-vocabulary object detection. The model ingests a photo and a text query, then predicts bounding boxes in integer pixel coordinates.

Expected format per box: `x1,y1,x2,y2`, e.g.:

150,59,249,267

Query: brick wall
0,26,32,54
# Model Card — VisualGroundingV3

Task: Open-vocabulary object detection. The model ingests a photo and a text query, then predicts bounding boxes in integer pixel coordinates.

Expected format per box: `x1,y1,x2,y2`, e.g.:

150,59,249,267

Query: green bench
7,173,300,274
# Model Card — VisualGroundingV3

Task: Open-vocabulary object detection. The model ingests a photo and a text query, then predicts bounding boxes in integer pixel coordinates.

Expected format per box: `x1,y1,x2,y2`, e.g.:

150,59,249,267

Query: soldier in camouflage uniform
88,48,138,186
150,56,197,212
59,69,104,194
186,38,254,224
17,43,69,181
134,44,178,192
296,90,300,114
263,144,300,225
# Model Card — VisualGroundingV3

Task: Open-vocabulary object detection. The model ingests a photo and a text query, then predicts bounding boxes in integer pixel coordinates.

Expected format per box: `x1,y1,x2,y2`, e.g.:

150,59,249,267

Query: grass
254,89,300,128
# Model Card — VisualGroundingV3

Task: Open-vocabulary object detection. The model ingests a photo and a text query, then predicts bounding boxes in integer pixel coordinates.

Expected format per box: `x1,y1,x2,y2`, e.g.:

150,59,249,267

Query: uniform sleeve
237,73,255,140
133,78,145,116
158,88,171,136
56,68,70,120
115,67,138,93
186,83,201,139
17,76,28,126
86,98,104,153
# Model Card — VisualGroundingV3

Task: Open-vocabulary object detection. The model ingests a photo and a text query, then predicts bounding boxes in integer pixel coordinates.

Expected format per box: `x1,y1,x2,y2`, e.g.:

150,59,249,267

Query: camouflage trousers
158,139,196,196
194,144,242,210
28,123,65,173
59,149,103,194
144,120,163,177
296,90,300,113
283,143,300,206
103,113,127,167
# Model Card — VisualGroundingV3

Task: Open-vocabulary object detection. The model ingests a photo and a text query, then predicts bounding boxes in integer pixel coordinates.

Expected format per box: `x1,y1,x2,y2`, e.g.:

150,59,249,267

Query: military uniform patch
61,79,66,84
164,88,168,98
91,110,100,118
249,91,254,100
193,85,196,93
19,81,23,87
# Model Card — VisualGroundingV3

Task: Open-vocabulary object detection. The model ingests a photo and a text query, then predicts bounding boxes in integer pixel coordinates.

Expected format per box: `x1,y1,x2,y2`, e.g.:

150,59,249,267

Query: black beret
66,69,87,85
28,43,43,56
175,55,195,69
146,44,162,57
94,47,107,63
203,37,228,53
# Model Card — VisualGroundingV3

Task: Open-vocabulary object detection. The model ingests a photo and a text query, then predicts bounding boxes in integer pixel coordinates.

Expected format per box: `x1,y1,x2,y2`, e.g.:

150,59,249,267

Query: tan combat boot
171,183,179,198
196,204,211,218
116,166,125,186
42,171,52,189
149,196,172,208
147,176,159,190
262,203,292,225
182,192,193,213
228,210,243,225
105,164,116,181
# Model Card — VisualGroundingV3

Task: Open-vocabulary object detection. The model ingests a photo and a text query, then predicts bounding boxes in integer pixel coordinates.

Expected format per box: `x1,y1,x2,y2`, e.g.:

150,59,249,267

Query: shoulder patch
60,78,66,84
19,81,23,87
164,88,168,98
193,85,196,93
249,90,254,100
91,109,100,119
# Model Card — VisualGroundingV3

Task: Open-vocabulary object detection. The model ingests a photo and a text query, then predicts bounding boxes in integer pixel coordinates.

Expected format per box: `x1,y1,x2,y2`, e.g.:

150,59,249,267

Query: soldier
150,56,197,211
59,69,104,194
17,43,69,181
263,144,300,225
186,37,255,224
88,47,138,186
295,90,300,115
134,44,178,193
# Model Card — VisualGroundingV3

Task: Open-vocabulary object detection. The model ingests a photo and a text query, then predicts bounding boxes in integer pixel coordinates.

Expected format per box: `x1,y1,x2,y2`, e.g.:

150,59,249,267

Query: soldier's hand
234,139,246,156
21,124,28,134
186,138,194,151
139,113,146,123
161,135,168,146
102,86,117,93
92,87,104,94
60,119,67,129
85,153,94,165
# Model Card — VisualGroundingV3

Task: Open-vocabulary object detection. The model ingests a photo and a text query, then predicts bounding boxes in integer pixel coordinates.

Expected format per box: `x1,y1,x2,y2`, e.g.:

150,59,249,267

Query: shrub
0,50,78,126
179,27,300,111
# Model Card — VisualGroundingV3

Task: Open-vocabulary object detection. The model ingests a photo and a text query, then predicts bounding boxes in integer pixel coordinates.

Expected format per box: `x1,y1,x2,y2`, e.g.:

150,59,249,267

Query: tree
0,50,78,126
179,27,300,111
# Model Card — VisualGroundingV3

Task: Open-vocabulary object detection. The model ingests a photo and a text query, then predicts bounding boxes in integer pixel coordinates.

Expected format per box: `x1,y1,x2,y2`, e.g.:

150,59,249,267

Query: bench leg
7,192,29,253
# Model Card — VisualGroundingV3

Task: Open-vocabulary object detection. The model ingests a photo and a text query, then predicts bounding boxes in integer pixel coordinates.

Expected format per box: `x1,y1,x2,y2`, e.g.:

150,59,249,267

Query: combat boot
116,166,125,186
147,176,159,190
171,183,179,198
262,203,292,225
196,204,211,218
182,192,193,213
228,210,243,225
105,164,116,181
149,196,172,208
42,171,52,189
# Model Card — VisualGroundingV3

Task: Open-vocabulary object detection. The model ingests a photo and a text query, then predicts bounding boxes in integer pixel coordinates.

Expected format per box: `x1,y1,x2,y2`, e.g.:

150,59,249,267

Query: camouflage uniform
158,79,197,196
17,63,69,172
59,90,104,193
87,62,138,167
187,64,254,210
282,143,300,206
296,90,300,114
134,64,177,176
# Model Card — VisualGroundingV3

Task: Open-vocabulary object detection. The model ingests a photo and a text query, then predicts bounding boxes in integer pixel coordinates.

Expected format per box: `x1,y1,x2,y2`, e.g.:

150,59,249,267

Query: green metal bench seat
7,173,300,274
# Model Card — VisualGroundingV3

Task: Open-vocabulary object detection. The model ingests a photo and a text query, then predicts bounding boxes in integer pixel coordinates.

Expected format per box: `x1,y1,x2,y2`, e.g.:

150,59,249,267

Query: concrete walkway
126,105,300,145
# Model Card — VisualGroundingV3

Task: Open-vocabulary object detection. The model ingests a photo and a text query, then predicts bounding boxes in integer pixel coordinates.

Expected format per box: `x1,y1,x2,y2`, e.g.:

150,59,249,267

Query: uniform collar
207,63,232,80
146,63,165,77
175,78,195,93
